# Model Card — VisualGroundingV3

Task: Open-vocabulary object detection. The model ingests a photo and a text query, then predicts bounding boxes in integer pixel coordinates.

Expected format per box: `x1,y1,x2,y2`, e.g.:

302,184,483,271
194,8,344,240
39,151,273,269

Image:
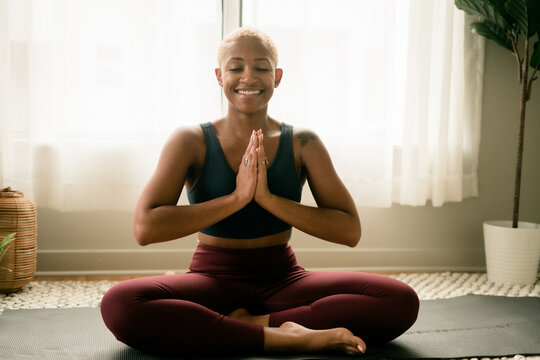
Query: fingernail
358,344,365,353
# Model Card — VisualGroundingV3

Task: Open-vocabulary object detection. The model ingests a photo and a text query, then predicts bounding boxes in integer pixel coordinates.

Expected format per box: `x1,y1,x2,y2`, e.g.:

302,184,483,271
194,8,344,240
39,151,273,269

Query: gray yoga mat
0,295,539,359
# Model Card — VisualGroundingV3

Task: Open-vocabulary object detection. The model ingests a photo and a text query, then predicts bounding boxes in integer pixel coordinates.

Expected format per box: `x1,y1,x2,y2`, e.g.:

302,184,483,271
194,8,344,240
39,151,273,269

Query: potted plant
0,233,16,273
455,0,540,284
0,187,37,292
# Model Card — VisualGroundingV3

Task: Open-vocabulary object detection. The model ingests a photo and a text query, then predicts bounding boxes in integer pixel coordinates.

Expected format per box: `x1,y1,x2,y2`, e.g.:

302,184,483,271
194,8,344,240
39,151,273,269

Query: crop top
187,122,303,239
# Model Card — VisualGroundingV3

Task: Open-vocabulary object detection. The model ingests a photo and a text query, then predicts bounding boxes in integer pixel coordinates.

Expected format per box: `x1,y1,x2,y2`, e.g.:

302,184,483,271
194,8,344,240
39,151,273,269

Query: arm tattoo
297,133,318,147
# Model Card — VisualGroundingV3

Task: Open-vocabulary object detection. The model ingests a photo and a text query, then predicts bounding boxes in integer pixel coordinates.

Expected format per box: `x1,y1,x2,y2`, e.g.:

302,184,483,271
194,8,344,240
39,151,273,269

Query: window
241,0,484,206
0,0,484,210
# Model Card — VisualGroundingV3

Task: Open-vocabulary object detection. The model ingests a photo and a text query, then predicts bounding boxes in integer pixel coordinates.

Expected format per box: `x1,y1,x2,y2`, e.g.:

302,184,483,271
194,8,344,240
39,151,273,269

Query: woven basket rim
0,187,24,198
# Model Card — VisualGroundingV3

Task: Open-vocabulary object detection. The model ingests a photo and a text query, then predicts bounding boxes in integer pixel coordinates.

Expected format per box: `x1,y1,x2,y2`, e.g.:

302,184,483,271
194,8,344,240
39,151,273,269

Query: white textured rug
1,272,539,360
2,272,538,312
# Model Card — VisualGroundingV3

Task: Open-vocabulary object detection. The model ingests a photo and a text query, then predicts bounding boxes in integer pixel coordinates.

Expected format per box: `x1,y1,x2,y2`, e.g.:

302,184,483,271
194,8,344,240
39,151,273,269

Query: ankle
228,308,269,327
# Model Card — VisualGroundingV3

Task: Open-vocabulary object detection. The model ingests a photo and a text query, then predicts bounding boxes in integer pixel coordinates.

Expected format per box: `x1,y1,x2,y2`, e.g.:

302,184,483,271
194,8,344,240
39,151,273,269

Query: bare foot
264,321,366,356
228,308,269,327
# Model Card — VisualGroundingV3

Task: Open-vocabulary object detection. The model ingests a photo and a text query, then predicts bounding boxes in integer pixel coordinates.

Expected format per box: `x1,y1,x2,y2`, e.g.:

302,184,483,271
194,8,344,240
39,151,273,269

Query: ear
274,68,283,88
215,68,223,86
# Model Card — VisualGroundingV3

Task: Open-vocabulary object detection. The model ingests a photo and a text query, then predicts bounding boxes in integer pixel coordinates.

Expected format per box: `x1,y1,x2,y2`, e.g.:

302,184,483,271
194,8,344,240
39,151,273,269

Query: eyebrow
227,57,271,64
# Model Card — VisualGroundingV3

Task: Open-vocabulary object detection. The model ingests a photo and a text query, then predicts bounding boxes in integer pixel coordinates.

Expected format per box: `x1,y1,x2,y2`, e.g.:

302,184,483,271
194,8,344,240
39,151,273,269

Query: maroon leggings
101,243,419,355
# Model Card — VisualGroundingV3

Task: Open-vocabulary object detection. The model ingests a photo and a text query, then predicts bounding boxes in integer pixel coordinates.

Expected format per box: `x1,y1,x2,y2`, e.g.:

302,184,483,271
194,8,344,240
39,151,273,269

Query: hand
233,131,258,206
254,130,272,205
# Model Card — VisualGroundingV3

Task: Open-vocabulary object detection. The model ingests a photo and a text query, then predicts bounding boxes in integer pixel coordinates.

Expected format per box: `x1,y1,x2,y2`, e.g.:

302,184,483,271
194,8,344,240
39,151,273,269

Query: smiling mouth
235,89,263,95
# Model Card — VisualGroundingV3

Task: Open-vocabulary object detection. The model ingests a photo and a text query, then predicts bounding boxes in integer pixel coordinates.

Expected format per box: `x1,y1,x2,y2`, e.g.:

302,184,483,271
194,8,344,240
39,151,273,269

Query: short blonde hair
217,27,279,67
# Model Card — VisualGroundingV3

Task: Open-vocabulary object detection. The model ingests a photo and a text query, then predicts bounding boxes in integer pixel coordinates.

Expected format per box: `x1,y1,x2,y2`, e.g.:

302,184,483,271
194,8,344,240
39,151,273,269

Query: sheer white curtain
0,0,485,212
243,0,485,207
0,0,222,211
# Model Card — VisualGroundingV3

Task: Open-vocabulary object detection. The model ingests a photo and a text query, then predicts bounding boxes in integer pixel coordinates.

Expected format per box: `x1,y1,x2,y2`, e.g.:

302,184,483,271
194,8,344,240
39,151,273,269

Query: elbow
345,221,361,248
133,208,177,246
345,233,361,248
133,215,153,246
134,222,150,246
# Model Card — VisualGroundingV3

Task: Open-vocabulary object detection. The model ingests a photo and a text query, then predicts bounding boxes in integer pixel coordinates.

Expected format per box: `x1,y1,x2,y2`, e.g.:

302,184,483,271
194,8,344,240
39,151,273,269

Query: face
215,38,283,116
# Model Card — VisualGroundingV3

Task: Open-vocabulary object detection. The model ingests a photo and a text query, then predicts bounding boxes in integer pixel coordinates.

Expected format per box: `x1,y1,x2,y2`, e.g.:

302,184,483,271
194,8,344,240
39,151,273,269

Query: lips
235,89,263,95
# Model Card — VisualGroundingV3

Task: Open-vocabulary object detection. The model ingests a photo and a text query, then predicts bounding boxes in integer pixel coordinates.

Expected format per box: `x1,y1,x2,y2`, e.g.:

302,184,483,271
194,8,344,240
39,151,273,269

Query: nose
240,67,257,83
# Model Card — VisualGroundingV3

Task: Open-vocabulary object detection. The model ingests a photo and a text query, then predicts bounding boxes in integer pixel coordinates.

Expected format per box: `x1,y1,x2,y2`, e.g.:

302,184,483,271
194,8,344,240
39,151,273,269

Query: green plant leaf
0,233,16,263
0,233,16,247
485,0,513,23
0,248,9,262
531,39,540,68
506,0,540,37
506,0,528,36
456,0,510,30
526,0,540,36
471,20,514,50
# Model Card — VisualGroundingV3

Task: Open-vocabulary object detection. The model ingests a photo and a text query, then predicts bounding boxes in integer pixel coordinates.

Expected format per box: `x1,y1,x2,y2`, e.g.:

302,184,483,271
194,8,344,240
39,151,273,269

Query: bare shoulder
292,127,327,160
167,124,204,149
161,125,204,161
292,127,332,173
293,127,321,149
292,127,336,172
141,124,205,207
151,124,205,181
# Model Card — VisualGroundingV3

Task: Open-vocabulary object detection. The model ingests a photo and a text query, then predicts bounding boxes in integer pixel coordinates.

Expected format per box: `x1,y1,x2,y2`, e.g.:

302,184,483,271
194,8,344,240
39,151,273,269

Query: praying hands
235,130,272,206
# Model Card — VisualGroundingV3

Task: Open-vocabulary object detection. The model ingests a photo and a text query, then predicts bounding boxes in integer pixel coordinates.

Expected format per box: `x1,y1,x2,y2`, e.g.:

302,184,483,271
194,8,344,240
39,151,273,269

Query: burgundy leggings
101,243,419,355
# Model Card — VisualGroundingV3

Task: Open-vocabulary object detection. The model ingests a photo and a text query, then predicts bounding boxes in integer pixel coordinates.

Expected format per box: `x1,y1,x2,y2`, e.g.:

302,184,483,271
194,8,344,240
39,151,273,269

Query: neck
223,107,273,136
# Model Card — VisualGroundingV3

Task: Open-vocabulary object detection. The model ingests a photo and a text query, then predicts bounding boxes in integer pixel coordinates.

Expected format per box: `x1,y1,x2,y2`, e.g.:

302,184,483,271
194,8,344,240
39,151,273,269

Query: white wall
35,40,540,275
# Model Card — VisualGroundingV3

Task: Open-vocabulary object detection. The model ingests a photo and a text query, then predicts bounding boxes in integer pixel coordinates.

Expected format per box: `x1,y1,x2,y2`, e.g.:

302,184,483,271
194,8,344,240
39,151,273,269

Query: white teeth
237,90,261,95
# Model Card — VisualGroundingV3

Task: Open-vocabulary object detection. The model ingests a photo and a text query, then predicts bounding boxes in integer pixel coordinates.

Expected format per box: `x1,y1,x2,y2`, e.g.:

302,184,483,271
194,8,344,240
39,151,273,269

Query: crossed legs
100,270,418,355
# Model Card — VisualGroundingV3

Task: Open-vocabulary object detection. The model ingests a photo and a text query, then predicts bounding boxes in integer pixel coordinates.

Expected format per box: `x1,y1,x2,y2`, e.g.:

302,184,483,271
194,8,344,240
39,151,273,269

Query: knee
397,283,420,326
383,282,419,342
100,282,141,345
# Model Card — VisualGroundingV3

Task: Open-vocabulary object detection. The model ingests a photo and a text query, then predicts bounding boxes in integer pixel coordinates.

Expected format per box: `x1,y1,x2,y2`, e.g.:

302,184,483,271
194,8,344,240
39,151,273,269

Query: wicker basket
0,187,37,293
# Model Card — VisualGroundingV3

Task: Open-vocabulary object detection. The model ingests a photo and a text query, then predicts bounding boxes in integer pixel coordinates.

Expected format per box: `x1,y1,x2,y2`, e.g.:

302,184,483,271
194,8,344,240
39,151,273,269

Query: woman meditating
101,28,419,356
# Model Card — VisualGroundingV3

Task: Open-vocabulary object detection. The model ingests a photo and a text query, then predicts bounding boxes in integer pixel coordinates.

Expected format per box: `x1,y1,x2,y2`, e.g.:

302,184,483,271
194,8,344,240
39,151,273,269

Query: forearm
134,193,245,246
257,194,361,247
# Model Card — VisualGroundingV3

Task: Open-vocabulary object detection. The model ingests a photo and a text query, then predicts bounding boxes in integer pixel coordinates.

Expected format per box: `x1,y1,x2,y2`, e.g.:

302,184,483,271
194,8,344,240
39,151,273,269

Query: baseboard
35,247,486,276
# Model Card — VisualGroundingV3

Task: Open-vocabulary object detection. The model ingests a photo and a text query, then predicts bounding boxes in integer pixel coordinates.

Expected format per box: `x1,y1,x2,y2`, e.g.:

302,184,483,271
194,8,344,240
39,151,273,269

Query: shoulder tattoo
297,132,318,147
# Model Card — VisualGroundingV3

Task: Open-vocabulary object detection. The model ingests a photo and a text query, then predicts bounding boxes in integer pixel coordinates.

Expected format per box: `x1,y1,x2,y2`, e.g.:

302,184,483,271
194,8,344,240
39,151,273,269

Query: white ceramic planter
483,221,540,285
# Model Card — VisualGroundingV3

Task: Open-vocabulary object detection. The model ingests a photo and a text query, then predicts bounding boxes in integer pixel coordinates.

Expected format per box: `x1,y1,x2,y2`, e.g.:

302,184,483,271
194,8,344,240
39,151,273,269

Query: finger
244,131,256,157
242,153,256,168
249,146,258,170
256,148,265,170
258,132,264,149
241,131,257,168
256,133,268,166
255,129,262,148
254,129,261,150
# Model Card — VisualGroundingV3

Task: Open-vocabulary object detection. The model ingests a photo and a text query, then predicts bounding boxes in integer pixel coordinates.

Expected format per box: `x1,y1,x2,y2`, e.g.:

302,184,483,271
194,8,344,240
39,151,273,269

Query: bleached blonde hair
217,27,279,67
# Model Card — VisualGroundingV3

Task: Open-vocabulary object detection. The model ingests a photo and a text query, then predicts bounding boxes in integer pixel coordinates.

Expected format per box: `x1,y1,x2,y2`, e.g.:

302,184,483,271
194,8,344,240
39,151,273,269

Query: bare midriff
198,229,292,249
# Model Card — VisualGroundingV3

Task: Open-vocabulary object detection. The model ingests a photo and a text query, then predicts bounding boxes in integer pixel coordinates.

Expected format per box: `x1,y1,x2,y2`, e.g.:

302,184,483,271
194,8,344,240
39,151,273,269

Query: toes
357,339,366,353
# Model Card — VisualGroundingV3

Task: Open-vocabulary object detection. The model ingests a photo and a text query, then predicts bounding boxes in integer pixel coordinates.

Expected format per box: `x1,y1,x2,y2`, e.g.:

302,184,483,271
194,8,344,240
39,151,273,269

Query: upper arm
136,126,204,212
294,128,358,216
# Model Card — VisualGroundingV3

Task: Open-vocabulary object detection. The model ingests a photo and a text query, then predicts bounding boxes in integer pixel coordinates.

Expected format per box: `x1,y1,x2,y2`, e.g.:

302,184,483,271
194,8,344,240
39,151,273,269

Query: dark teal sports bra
187,122,303,239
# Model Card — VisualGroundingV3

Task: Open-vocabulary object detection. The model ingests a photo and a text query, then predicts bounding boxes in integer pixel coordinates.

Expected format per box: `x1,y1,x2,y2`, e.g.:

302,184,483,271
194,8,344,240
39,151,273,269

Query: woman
101,28,419,356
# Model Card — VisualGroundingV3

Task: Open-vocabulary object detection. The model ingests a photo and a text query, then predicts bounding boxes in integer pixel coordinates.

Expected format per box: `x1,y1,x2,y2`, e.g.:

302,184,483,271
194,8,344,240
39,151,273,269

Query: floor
1,272,539,359
34,275,146,281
